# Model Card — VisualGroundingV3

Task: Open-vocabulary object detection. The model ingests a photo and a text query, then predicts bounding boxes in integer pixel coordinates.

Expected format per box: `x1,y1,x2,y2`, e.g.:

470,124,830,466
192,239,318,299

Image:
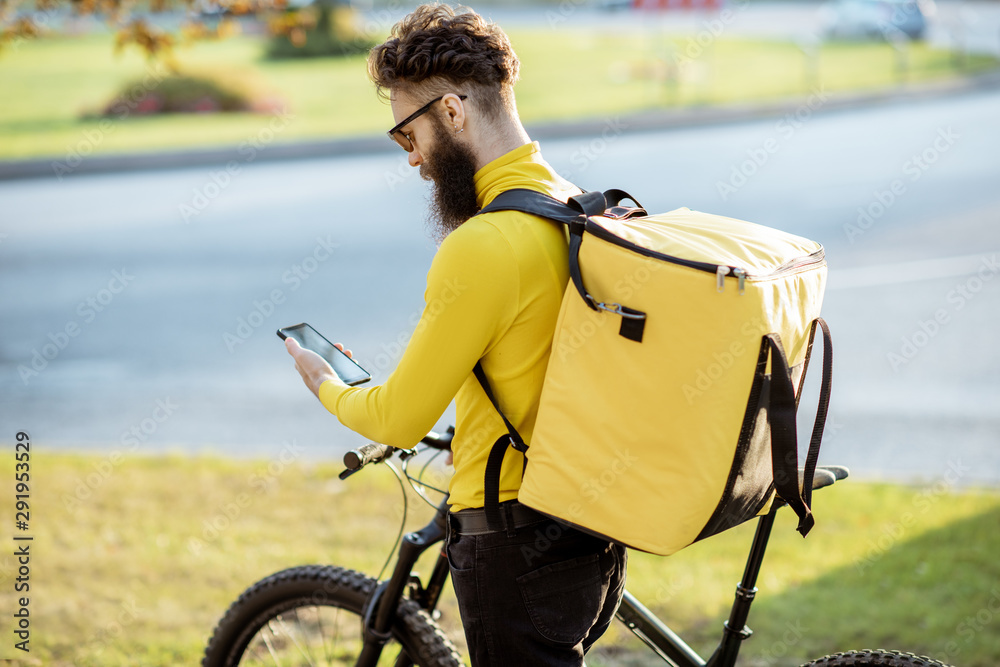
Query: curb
2,68,999,182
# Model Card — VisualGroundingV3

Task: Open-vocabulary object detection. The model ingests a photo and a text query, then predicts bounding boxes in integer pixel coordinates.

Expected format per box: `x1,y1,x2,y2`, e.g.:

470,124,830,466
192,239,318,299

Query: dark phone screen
278,323,371,386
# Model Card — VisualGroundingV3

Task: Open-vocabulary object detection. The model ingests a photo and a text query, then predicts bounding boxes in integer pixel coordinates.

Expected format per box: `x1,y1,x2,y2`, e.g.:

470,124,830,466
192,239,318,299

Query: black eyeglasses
387,94,467,152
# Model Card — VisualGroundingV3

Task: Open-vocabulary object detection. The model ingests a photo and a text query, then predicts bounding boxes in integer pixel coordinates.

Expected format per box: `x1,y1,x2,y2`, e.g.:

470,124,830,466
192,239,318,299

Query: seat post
709,506,779,667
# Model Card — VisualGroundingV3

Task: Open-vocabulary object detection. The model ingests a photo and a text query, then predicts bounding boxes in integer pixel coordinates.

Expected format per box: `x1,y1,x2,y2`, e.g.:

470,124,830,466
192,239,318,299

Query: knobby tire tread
202,564,462,667
801,649,953,667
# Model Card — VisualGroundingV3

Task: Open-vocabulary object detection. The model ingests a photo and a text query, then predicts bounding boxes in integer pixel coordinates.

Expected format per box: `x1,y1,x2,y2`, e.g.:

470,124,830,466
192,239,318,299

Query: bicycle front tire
800,649,953,667
202,564,463,667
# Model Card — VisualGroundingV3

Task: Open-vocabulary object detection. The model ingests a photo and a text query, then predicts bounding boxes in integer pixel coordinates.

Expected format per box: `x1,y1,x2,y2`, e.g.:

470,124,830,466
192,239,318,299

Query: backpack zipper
716,265,730,292
585,218,825,295
732,268,747,294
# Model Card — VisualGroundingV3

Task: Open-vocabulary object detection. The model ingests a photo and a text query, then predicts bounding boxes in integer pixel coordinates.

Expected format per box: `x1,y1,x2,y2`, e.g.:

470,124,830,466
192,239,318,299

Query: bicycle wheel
800,649,953,667
203,564,463,667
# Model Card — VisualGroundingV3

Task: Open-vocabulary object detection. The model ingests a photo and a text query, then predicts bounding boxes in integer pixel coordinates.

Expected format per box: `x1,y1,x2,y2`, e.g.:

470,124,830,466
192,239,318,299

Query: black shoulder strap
477,188,607,222
765,317,833,537
474,362,528,532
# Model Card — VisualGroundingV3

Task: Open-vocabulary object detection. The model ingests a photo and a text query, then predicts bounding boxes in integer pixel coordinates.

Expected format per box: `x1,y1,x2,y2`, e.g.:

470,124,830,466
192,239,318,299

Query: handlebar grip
420,425,455,450
343,443,394,471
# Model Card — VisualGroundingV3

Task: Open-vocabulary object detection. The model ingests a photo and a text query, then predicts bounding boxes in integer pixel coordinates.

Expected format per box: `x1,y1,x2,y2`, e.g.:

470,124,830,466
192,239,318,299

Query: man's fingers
289,338,353,360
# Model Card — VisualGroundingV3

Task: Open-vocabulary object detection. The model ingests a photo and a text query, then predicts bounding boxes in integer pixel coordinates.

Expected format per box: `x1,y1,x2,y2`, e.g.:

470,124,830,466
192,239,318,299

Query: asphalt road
0,86,997,487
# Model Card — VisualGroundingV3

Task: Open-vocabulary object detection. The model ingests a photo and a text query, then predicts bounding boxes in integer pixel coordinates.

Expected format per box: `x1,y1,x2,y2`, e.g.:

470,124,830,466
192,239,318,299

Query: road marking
828,252,1000,290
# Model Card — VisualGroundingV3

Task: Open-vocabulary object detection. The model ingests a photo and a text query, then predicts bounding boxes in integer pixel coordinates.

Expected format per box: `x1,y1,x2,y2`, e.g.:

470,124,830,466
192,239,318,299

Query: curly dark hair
367,4,520,122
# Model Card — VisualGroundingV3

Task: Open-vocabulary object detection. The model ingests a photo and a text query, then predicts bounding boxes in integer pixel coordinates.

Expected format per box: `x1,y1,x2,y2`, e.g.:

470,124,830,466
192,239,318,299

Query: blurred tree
0,0,372,67
266,0,375,59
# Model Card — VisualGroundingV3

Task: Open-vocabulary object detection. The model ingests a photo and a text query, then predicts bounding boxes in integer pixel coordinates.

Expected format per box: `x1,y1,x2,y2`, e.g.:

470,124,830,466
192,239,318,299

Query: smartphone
277,323,372,386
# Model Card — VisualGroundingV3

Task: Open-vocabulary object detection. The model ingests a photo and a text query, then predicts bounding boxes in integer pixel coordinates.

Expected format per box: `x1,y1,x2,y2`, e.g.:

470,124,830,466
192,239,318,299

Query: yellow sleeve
318,221,518,447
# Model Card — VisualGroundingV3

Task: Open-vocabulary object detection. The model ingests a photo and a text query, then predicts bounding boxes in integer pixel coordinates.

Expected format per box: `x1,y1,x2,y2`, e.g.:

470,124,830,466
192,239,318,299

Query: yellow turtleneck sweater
319,141,579,511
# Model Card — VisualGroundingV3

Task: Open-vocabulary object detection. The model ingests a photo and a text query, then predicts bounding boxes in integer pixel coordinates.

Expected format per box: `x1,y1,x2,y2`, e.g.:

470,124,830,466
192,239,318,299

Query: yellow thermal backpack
473,189,833,556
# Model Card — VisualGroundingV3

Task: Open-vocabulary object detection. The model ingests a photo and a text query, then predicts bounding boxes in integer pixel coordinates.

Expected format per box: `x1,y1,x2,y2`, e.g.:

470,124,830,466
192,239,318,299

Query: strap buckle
590,298,646,320
568,215,587,236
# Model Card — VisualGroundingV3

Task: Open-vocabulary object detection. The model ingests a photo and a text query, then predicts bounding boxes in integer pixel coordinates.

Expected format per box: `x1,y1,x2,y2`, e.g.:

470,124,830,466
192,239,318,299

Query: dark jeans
446,505,628,667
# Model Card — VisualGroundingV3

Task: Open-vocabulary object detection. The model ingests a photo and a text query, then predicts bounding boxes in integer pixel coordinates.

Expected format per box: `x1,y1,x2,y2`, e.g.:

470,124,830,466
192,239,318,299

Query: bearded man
285,5,627,665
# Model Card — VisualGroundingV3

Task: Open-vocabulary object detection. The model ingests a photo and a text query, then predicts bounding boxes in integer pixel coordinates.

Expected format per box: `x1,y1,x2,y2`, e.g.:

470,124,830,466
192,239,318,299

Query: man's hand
285,337,352,398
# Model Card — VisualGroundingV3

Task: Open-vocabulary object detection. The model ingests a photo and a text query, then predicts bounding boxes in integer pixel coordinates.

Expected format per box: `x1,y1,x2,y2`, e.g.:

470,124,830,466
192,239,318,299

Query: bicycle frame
617,507,779,667
356,496,452,667
356,493,781,667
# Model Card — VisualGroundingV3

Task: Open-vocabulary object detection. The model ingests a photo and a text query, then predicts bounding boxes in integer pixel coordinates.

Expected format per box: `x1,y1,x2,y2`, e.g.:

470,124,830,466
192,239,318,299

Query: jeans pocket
515,553,603,646
446,531,477,571
447,536,482,646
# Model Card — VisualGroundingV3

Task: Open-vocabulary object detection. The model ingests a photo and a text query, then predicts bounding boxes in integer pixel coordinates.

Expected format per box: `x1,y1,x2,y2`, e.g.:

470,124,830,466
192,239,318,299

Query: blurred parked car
821,0,934,41
596,0,634,9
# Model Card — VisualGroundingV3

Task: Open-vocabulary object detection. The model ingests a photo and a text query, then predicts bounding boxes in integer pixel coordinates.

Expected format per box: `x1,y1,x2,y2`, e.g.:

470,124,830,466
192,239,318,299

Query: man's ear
441,93,466,132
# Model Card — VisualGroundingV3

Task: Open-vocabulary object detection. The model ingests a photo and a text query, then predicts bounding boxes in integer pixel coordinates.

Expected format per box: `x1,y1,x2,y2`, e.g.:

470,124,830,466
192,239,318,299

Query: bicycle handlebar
343,442,395,471
341,426,455,478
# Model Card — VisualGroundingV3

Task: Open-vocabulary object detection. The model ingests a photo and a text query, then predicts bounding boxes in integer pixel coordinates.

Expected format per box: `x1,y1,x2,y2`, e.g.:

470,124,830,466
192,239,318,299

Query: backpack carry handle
603,189,643,209
567,191,608,217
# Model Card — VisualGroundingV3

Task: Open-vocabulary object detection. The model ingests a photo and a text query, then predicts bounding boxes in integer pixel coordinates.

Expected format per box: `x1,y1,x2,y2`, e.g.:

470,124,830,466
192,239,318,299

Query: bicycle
202,427,953,667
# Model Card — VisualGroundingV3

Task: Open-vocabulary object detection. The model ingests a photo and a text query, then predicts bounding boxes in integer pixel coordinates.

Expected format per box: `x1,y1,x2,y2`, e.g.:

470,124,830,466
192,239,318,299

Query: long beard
421,117,480,243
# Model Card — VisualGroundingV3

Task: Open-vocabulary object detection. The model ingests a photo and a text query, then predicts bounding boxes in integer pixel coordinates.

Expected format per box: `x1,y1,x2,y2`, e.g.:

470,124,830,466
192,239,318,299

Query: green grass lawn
0,450,997,666
0,28,997,161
